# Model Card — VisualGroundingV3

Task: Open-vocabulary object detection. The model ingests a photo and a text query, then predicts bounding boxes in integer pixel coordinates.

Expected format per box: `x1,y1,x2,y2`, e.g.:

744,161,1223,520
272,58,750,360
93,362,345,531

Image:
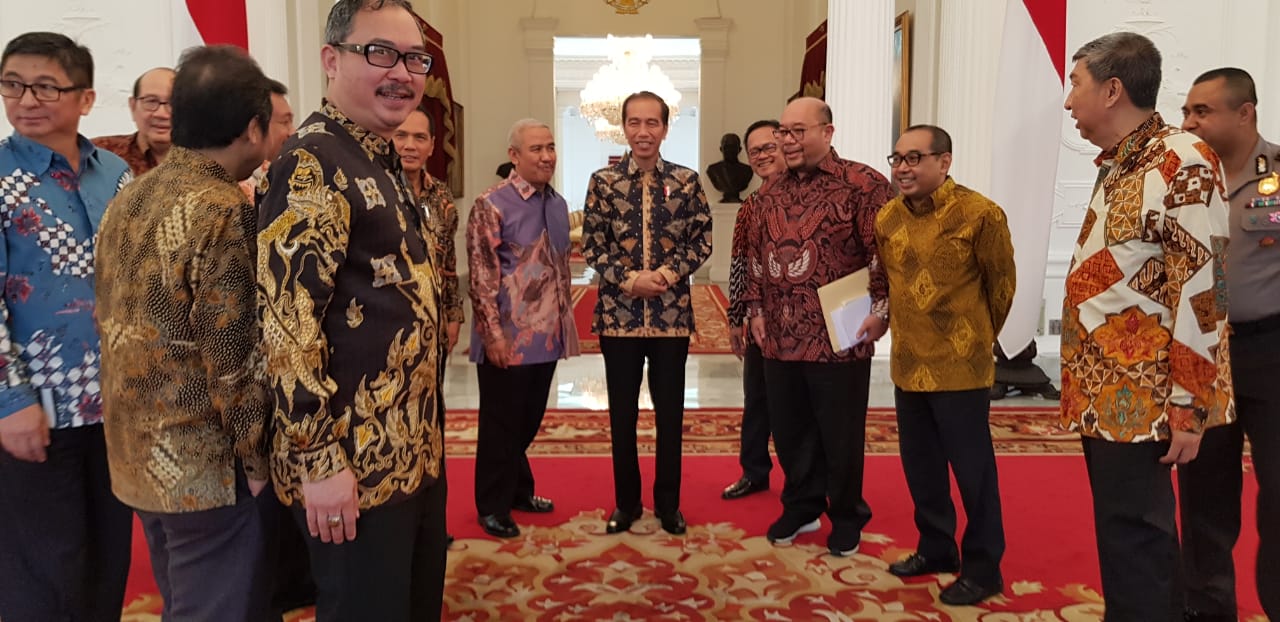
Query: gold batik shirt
876,177,1016,392
96,147,268,513
257,101,445,509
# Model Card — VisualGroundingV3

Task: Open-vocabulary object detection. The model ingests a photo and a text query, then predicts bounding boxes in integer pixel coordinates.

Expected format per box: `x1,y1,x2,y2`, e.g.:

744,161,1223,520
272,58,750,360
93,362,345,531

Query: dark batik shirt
96,147,268,512
727,188,765,326
743,149,892,362
582,154,712,337
257,101,445,510
414,171,464,324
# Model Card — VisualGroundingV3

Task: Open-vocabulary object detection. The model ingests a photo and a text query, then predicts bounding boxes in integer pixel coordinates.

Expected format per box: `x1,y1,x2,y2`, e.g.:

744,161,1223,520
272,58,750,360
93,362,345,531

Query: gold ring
327,515,342,527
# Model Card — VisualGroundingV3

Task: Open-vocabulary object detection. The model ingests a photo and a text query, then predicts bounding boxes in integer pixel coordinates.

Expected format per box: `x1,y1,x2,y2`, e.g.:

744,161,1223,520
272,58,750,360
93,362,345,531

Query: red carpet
571,284,734,354
120,432,1265,618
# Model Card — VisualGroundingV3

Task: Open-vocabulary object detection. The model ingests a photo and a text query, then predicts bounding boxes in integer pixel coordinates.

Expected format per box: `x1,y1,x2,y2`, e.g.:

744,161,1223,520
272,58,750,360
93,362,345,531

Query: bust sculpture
706,133,754,203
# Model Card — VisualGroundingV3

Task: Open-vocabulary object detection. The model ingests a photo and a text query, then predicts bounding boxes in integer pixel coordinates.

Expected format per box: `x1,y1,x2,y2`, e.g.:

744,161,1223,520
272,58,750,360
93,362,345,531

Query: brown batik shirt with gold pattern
257,101,445,510
415,171,463,324
96,147,268,513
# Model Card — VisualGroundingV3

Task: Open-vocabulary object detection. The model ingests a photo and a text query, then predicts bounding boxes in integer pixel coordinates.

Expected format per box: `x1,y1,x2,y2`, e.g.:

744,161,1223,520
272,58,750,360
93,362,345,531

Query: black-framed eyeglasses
747,142,778,159
0,79,85,102
772,123,828,142
135,96,171,112
332,42,433,75
887,151,942,167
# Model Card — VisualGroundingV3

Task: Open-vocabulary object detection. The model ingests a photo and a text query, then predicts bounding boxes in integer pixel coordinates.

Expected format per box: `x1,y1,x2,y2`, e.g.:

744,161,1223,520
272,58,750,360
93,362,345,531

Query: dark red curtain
795,20,827,101
412,14,462,197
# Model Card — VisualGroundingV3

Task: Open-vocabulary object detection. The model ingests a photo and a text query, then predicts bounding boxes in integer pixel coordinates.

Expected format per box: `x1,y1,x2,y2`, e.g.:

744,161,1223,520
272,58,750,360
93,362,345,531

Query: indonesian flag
989,0,1066,358
171,0,248,58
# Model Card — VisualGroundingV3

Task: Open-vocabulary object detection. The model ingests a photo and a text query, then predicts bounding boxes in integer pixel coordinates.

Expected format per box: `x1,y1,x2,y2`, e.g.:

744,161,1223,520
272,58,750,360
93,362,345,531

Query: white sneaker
767,517,821,544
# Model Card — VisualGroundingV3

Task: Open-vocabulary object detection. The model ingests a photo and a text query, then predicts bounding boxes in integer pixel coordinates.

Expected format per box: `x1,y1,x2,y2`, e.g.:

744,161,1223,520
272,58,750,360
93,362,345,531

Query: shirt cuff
621,271,640,295
656,266,680,287
295,441,350,484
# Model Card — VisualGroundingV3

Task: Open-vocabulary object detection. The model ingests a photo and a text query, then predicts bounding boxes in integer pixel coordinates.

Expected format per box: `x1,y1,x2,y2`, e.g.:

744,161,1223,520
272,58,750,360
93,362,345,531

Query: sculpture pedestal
710,201,739,283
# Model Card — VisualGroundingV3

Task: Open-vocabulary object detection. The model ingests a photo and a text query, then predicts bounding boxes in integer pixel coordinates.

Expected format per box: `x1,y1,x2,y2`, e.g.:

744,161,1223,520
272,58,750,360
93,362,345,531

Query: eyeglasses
887,151,943,167
135,96,171,112
0,79,85,102
772,123,828,142
746,142,778,159
332,42,433,75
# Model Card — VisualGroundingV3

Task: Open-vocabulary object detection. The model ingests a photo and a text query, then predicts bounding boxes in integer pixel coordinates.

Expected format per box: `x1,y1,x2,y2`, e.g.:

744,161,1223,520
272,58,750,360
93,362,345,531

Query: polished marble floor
443,267,1060,412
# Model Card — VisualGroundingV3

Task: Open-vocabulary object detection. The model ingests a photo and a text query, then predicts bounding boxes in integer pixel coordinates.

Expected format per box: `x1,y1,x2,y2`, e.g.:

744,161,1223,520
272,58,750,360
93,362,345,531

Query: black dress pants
1178,327,1280,620
738,342,772,484
474,360,557,517
763,357,872,532
0,424,132,622
894,387,1005,585
1082,437,1182,622
599,336,689,514
296,477,448,622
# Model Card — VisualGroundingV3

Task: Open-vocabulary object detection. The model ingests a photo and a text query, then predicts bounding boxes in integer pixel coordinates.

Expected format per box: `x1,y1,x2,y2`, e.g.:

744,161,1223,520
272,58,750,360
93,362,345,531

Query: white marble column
246,0,293,103
520,17,558,126
281,0,327,114
935,0,1004,191
825,0,894,177
696,17,734,283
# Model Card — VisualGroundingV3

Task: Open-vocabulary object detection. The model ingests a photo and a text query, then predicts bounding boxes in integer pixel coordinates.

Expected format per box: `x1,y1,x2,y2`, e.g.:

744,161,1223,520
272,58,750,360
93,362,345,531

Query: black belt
1231,312,1280,337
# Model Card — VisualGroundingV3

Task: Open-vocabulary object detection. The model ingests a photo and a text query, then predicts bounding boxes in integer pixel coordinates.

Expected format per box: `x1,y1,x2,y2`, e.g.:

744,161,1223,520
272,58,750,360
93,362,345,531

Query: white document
830,295,872,351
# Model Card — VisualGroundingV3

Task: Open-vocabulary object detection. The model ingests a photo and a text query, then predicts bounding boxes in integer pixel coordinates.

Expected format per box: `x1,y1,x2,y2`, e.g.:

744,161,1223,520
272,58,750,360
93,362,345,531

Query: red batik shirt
743,149,892,362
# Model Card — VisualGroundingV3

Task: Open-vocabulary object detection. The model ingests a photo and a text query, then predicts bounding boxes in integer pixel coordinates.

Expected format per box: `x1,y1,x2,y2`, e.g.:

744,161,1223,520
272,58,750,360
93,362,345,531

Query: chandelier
604,0,649,14
578,35,682,145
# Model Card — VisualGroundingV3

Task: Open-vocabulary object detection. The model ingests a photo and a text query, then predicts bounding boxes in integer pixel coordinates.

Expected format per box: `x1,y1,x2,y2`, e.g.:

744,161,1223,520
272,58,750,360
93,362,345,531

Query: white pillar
246,0,292,94
825,0,894,177
696,17,734,283
935,0,1004,191
285,0,327,114
520,17,558,125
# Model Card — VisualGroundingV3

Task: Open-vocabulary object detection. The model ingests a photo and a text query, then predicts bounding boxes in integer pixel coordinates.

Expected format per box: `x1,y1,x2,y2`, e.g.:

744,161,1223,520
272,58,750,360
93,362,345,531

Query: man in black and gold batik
256,1,447,620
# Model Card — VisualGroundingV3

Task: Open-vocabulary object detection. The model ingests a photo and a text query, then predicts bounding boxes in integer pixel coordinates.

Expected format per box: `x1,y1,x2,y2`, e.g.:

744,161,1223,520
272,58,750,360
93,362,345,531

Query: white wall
0,0,313,139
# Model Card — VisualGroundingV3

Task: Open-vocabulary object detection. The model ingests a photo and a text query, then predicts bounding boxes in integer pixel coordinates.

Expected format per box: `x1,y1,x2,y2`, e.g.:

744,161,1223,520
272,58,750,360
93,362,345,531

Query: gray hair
325,0,416,45
508,118,551,150
1072,32,1161,109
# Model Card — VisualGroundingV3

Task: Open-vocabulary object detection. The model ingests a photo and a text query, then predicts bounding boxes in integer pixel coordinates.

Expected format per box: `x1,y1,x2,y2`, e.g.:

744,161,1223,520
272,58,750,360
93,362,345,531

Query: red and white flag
989,0,1066,357
171,0,249,60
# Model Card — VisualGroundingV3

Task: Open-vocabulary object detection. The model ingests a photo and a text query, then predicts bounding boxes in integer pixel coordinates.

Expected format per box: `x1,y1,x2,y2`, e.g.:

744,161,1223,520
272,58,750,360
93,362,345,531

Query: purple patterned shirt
466,172,580,365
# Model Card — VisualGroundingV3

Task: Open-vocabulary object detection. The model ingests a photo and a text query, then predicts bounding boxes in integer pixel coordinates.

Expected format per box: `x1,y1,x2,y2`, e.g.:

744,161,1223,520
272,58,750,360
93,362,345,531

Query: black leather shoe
513,495,555,513
939,577,1002,606
605,508,642,534
721,477,769,500
656,510,687,535
478,514,519,538
888,552,960,577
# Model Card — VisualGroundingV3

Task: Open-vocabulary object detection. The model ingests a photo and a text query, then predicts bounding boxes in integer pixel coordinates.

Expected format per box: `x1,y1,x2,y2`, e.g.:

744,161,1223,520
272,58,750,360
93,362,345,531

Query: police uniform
1178,136,1280,621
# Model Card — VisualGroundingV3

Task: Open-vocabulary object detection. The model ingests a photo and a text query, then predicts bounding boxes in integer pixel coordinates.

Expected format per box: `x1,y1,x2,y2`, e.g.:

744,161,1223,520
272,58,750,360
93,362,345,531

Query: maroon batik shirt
742,148,893,362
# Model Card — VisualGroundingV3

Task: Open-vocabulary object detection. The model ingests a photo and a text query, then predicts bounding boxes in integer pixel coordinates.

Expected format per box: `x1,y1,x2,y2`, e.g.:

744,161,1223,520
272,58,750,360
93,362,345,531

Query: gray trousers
137,479,269,622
